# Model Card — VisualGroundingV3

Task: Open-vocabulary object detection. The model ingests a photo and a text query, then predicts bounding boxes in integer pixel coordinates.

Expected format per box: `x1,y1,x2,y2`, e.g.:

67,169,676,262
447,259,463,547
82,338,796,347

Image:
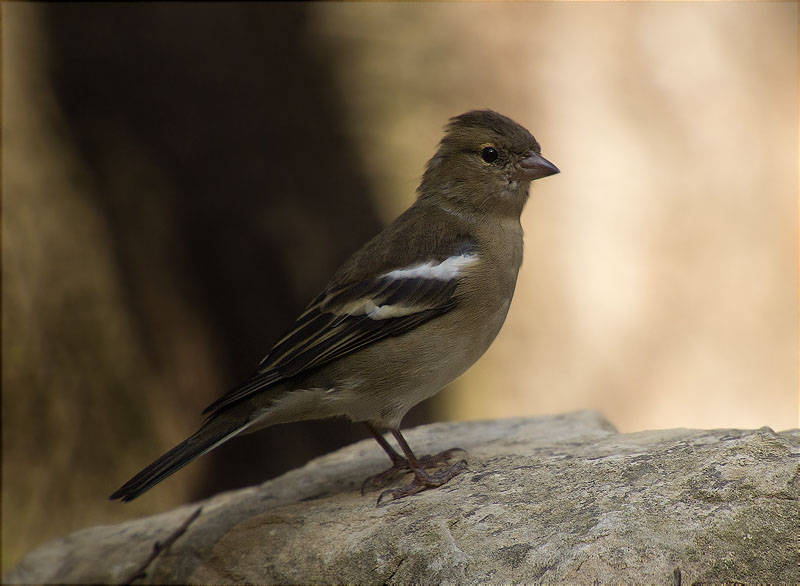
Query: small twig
121,506,202,585
673,566,682,586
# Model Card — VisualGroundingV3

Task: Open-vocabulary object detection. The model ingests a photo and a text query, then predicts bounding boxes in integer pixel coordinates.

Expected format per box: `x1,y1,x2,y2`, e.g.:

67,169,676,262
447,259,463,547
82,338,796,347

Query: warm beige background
3,1,797,571
309,1,798,432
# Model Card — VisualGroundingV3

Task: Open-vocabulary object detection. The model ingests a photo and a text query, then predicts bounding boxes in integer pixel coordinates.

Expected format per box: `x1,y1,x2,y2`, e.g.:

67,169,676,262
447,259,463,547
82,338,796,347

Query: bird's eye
481,146,499,163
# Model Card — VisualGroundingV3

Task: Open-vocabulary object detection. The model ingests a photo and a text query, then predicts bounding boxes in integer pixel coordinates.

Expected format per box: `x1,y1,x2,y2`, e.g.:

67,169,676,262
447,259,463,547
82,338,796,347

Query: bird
110,109,559,504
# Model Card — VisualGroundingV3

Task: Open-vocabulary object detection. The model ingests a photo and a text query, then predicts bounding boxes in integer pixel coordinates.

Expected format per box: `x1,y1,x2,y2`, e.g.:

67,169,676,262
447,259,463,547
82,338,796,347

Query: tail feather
110,415,252,502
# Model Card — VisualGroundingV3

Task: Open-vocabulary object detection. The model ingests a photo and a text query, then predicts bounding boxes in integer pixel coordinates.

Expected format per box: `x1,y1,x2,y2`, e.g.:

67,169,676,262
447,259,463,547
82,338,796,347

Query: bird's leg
361,424,467,495
360,423,408,494
365,423,407,466
375,429,467,504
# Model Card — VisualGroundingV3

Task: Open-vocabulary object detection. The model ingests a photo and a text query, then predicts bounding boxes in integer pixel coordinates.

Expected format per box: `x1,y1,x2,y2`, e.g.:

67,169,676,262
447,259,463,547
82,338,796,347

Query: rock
6,411,799,584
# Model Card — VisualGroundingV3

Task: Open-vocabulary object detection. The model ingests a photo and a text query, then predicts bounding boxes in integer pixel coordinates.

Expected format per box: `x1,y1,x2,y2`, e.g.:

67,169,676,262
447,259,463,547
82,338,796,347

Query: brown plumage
110,110,558,503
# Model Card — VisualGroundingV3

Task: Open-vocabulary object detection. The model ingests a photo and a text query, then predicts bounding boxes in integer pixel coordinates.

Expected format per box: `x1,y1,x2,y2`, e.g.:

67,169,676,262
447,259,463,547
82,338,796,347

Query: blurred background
3,2,796,570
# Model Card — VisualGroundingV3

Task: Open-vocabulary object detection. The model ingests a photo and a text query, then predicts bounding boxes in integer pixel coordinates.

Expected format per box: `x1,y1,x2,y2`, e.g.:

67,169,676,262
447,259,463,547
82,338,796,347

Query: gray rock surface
7,411,799,584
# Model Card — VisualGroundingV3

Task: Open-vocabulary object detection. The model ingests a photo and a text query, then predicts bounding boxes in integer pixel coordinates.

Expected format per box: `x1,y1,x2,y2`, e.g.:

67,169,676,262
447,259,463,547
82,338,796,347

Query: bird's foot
417,447,467,469
360,460,407,495
376,459,467,505
360,447,466,495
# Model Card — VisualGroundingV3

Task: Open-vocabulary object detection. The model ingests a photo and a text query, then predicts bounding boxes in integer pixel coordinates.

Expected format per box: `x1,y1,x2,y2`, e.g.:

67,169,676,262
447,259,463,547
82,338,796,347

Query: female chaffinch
111,110,559,504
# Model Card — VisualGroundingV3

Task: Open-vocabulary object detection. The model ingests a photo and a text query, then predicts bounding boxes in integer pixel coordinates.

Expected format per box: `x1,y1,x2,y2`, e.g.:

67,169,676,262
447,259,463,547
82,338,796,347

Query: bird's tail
109,413,252,502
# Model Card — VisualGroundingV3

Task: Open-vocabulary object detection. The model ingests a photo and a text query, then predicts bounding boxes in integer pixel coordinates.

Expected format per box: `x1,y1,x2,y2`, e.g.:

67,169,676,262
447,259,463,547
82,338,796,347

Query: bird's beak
514,152,560,181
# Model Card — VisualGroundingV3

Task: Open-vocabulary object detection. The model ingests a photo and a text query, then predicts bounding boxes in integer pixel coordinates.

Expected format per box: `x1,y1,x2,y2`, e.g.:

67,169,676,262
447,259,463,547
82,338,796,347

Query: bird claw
360,447,467,495
375,459,467,505
361,464,407,495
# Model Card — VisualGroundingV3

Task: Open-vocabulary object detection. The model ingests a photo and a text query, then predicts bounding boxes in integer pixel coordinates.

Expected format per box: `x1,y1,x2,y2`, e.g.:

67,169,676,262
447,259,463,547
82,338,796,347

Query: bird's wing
202,250,478,415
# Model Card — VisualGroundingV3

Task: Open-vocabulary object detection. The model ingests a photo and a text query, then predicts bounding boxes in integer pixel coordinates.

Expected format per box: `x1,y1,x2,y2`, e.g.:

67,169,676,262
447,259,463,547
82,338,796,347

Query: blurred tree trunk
4,3,426,566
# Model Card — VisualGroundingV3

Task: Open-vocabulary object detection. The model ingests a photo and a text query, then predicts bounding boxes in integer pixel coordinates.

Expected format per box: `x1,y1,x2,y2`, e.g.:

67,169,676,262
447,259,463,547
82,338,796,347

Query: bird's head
418,110,559,218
